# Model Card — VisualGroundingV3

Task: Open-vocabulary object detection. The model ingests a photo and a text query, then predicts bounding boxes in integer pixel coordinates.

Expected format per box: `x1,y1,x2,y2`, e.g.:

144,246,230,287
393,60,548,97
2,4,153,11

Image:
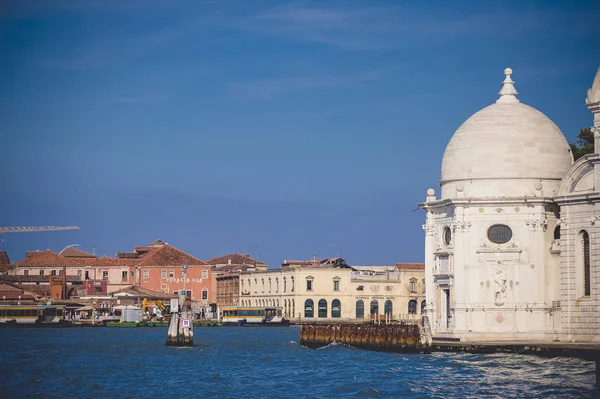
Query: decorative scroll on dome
573,170,594,192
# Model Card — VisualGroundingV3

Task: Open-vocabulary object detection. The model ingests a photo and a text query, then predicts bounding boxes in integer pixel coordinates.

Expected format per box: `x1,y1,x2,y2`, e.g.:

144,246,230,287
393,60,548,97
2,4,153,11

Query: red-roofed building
135,243,213,312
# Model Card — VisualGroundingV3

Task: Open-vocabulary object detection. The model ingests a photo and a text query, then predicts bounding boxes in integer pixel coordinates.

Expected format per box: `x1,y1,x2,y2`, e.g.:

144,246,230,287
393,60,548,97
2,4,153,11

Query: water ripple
0,328,597,399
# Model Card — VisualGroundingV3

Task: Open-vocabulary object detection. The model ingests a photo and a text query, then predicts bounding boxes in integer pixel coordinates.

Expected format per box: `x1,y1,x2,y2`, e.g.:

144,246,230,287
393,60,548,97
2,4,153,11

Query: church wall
558,202,600,342
424,199,562,341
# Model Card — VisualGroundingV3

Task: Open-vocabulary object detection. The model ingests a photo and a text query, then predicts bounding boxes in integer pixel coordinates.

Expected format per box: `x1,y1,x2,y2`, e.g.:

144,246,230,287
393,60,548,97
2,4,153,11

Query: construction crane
0,226,80,249
0,226,80,234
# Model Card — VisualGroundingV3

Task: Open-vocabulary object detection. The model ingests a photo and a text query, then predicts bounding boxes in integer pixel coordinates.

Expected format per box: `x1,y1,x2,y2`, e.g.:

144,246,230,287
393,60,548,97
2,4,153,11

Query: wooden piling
300,323,425,353
165,311,194,347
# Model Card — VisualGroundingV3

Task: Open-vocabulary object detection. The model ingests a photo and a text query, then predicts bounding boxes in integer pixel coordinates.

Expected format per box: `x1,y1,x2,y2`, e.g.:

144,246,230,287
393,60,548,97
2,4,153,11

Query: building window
143,270,149,279
331,299,341,318
356,285,364,291
202,289,208,300
291,277,294,292
173,291,179,295
370,300,379,315
180,270,185,278
304,299,314,318
262,278,265,293
410,278,417,293
186,290,192,299
421,300,427,314
283,278,287,292
77,270,82,277
408,300,417,314
202,270,208,279
269,278,272,293
275,278,279,292
130,271,134,277
356,300,364,319
58,270,63,276
443,226,452,246
384,300,393,315
51,270,56,276
160,283,167,290
422,279,426,293
161,270,167,278
582,230,591,296
333,277,340,292
40,270,45,276
306,279,313,291
24,270,29,276
102,271,108,280
122,271,127,281
254,279,257,293
318,299,327,318
169,270,174,278
487,224,512,244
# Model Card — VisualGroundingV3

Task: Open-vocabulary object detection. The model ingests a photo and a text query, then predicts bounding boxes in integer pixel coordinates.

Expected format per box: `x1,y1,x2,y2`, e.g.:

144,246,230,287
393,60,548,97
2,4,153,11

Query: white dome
440,69,573,199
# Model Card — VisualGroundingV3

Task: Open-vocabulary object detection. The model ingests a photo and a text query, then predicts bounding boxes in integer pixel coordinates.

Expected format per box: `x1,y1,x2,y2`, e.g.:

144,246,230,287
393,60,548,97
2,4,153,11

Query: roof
1,275,83,283
135,244,206,266
94,256,136,267
0,283,21,292
395,263,425,271
207,253,267,266
440,68,571,199
0,251,10,265
111,285,175,298
60,247,96,258
116,252,140,259
214,264,254,273
15,250,87,267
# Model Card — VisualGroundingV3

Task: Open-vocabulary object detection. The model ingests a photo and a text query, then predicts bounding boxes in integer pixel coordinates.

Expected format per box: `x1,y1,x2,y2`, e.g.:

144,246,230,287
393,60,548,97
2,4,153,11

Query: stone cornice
419,196,555,210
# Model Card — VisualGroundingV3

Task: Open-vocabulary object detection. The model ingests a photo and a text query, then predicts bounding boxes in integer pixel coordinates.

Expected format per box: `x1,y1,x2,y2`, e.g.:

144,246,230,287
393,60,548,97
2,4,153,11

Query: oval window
443,227,452,246
487,224,512,244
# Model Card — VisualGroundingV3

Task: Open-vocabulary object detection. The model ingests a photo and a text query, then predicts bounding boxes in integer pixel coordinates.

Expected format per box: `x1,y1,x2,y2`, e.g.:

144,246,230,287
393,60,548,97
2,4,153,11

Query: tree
569,127,594,161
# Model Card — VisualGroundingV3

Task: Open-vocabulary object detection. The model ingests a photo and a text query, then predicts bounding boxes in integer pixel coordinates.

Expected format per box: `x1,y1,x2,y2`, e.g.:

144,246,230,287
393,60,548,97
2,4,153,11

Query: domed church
420,67,600,342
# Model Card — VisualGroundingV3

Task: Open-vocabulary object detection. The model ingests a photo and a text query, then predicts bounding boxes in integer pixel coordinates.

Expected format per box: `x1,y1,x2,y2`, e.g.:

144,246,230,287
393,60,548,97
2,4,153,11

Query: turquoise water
0,327,596,399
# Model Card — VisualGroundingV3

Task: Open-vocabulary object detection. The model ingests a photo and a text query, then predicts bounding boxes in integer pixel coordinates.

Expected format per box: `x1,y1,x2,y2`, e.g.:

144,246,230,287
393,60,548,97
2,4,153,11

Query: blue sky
1,0,599,266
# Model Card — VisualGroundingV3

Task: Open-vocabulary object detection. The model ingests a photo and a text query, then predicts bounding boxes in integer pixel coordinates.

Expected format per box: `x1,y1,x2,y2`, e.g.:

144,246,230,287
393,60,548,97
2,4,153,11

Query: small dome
440,69,573,199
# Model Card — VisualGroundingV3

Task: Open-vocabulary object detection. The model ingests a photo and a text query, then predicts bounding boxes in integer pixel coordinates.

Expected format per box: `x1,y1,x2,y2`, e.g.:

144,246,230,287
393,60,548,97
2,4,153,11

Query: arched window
283,278,287,292
421,300,427,313
331,299,341,318
553,226,561,240
318,299,327,318
582,231,591,296
384,300,393,315
356,300,364,319
408,300,417,314
370,300,379,315
304,299,314,318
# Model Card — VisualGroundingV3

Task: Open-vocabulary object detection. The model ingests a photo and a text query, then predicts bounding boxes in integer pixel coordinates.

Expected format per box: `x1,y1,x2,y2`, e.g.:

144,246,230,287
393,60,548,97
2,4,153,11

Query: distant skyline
1,0,599,267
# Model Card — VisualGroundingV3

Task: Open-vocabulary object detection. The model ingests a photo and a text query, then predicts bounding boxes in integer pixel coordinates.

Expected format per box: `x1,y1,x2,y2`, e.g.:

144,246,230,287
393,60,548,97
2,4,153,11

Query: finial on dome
496,67,519,104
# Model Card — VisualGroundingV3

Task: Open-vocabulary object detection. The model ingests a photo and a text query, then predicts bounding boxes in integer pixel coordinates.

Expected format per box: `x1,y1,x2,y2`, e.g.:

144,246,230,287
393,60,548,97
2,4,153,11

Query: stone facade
239,264,424,321
421,67,600,343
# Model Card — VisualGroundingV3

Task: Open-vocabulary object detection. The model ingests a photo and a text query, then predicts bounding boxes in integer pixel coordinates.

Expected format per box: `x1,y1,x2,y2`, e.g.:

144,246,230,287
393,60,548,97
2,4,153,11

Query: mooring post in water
165,265,194,347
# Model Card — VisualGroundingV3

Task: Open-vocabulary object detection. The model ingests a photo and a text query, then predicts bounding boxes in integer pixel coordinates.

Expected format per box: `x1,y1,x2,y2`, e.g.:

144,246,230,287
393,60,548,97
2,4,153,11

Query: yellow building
239,262,425,321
